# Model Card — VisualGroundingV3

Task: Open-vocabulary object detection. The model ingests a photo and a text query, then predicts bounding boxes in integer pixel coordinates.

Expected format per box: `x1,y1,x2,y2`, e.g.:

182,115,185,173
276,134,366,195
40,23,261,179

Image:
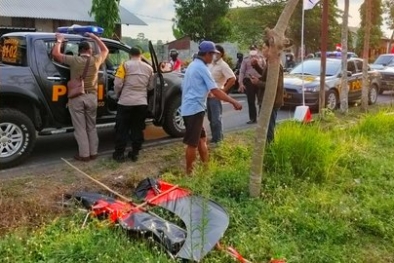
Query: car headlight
303,86,319,92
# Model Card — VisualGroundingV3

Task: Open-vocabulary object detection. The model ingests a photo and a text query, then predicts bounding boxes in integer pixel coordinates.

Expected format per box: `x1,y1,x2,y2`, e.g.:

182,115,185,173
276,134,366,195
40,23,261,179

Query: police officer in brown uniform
52,33,108,161
238,45,265,124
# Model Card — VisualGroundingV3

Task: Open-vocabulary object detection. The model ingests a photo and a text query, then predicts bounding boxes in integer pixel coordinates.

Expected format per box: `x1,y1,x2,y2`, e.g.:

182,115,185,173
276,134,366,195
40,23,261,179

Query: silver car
283,58,381,110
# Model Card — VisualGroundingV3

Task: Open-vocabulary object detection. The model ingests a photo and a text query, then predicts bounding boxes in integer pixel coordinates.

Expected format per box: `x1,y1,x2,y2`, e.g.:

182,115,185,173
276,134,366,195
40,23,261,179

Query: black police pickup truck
0,32,185,169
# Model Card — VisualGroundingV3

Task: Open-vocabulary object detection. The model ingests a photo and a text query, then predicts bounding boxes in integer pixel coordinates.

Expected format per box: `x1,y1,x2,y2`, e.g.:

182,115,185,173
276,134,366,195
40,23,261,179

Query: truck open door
148,41,165,125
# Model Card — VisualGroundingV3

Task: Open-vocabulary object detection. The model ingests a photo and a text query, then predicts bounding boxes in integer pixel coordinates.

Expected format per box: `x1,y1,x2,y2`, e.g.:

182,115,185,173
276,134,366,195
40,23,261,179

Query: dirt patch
0,143,185,235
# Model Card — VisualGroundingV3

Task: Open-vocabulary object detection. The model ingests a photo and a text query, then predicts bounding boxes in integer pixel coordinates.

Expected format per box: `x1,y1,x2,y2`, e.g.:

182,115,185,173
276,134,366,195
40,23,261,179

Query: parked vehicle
283,58,381,110
369,54,394,94
0,26,185,169
370,54,394,70
315,51,358,59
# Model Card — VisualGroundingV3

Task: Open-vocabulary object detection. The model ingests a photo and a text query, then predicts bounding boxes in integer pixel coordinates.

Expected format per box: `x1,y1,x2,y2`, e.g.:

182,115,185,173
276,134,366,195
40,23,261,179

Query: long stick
61,158,132,203
134,184,179,210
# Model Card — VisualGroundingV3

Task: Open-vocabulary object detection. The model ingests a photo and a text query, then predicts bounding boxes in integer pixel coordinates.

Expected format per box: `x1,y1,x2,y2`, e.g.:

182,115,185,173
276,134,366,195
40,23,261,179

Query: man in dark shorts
181,41,243,175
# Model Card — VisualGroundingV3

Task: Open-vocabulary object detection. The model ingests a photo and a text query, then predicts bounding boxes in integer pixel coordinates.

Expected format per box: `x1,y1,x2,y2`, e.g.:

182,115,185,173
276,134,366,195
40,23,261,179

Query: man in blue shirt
181,41,242,175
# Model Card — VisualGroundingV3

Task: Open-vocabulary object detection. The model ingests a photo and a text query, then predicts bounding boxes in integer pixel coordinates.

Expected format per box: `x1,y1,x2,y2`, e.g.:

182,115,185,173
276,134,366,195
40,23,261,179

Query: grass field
1,108,394,263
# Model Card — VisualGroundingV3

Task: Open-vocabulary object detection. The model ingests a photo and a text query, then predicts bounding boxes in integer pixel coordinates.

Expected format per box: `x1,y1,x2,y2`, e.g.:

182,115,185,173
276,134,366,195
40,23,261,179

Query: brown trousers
68,93,99,158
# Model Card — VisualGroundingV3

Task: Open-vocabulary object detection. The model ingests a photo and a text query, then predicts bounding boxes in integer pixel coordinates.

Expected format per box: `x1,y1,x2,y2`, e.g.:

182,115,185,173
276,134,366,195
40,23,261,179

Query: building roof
0,0,147,25
348,26,359,34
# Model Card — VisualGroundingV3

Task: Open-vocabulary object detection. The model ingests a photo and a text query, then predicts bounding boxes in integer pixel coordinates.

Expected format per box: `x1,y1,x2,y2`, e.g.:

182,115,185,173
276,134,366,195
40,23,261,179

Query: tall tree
289,0,341,55
173,0,233,42
384,0,394,52
172,23,183,40
90,0,121,38
228,0,341,55
340,0,349,113
227,2,285,48
356,0,383,56
319,0,329,113
249,0,299,198
361,0,372,111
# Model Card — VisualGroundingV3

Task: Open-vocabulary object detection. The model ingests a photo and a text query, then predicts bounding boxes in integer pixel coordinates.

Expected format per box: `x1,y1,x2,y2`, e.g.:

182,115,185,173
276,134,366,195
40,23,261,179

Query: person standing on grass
207,45,236,145
250,42,284,144
181,41,243,175
112,47,154,163
52,33,108,162
238,45,265,124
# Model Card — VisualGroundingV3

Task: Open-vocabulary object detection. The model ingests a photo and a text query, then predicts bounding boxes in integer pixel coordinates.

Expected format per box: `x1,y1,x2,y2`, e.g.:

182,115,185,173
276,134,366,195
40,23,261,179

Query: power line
134,13,173,22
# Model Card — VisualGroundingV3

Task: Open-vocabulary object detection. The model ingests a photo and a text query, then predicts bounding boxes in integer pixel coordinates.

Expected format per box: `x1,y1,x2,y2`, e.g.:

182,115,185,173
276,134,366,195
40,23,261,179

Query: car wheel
0,108,36,169
162,95,185,138
326,89,338,110
369,84,378,105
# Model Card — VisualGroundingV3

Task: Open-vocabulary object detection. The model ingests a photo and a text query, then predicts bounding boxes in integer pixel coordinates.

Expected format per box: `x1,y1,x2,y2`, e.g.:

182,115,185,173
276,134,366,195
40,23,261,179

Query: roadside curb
0,125,253,180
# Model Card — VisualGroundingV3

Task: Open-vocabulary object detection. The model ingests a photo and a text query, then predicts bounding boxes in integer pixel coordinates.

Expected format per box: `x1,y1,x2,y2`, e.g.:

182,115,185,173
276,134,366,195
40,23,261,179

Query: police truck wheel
326,89,338,110
163,95,186,138
369,84,378,105
0,108,36,169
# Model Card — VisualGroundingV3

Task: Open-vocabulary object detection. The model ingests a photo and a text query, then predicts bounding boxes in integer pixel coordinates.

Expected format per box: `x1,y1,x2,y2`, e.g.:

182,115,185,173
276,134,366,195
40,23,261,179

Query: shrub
265,121,341,182
353,111,394,139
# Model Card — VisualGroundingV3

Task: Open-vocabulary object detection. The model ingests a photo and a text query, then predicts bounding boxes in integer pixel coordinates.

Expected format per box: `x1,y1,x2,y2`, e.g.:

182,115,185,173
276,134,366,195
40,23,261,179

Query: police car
283,58,381,110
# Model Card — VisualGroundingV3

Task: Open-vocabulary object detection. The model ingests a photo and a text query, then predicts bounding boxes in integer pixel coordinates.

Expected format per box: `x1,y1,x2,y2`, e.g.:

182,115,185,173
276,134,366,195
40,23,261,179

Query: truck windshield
374,55,394,66
290,59,341,76
0,36,27,66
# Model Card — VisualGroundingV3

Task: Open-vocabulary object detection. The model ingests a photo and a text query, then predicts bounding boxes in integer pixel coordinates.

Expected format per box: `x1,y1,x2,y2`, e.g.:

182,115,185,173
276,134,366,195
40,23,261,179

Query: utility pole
319,0,328,114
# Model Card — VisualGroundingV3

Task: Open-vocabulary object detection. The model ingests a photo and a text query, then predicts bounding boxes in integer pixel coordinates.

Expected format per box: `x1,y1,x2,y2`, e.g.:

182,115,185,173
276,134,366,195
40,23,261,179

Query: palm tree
249,0,300,198
361,0,372,111
340,0,350,113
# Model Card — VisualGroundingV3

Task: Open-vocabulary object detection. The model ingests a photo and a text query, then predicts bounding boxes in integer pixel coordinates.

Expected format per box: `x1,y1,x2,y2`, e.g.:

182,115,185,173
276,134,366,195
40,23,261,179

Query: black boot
112,151,125,163
128,150,139,162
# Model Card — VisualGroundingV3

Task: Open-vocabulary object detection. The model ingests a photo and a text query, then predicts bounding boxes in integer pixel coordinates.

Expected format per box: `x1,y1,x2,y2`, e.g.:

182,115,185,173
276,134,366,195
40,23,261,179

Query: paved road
1,93,393,174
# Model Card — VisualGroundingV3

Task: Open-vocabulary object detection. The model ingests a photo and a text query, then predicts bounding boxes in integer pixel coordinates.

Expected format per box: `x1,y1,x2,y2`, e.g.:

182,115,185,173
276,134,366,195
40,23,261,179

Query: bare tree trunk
340,0,349,113
319,0,329,114
361,0,372,111
249,0,300,198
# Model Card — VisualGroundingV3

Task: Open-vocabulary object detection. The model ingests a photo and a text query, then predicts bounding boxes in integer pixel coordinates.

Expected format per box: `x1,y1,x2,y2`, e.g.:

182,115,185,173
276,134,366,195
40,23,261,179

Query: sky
120,0,392,42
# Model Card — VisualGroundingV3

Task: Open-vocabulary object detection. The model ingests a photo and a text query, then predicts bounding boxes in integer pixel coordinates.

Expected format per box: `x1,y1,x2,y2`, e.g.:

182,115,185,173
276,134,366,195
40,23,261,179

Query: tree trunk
249,0,300,198
319,0,329,114
361,0,372,111
340,0,349,113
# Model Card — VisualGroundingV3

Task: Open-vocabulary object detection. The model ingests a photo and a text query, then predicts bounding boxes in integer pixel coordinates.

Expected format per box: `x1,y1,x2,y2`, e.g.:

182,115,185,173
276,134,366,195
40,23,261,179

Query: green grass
2,111,394,262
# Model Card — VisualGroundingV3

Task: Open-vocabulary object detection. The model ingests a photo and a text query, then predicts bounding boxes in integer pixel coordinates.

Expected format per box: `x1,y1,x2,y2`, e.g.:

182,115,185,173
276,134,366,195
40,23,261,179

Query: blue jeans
259,105,278,144
267,108,278,144
207,97,223,143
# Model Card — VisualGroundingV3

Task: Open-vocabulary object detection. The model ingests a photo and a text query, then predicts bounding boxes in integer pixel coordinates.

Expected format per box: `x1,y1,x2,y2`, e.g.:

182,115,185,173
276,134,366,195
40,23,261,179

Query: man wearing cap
207,45,236,144
181,41,242,175
112,47,154,163
238,45,265,124
52,32,108,162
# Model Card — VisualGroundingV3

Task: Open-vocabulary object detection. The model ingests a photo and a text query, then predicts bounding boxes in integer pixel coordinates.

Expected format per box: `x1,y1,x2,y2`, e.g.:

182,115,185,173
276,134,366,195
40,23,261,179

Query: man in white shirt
208,45,236,144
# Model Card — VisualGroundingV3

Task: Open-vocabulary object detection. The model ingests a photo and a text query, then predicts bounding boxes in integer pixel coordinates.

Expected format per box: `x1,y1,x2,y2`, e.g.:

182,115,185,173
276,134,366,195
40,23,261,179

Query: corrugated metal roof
0,0,147,25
